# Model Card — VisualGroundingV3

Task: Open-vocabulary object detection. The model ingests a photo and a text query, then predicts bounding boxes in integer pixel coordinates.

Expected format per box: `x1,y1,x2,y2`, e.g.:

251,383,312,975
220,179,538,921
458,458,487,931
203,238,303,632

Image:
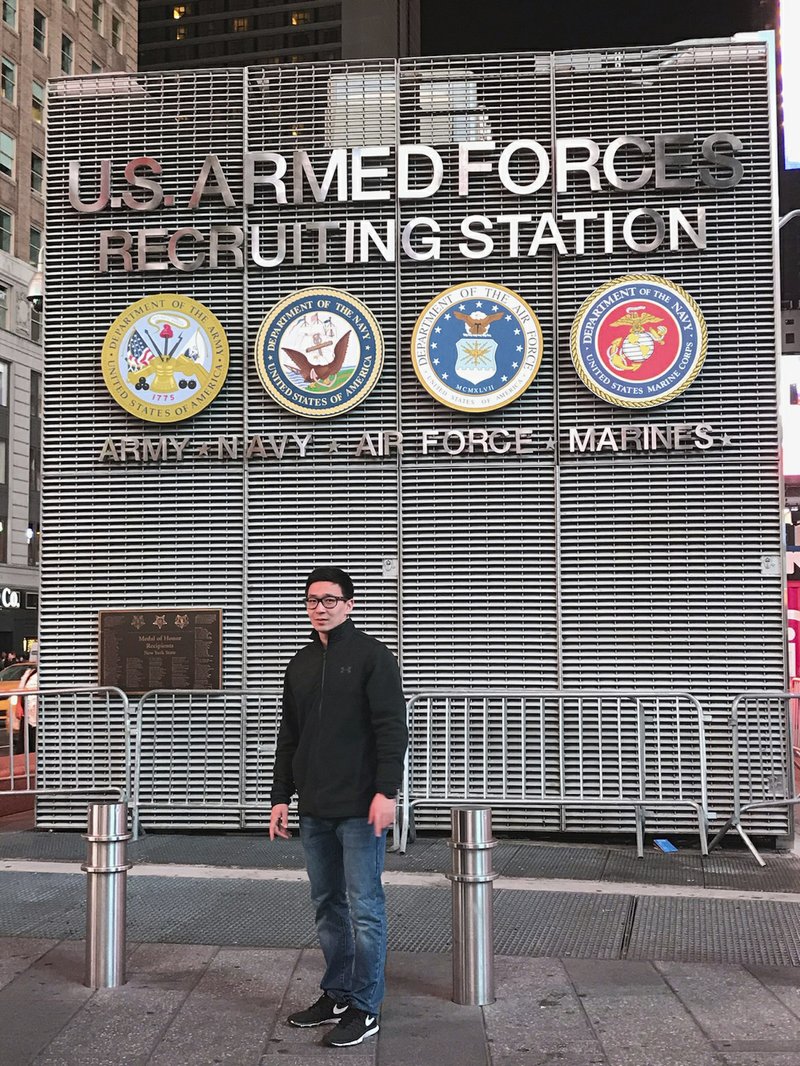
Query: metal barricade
708,691,798,866
400,690,710,855
0,686,130,810
131,688,282,836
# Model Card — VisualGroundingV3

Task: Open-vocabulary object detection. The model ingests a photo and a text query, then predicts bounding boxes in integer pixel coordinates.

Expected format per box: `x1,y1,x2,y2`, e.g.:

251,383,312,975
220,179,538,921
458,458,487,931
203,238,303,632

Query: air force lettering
570,274,708,409
411,283,543,412
254,288,384,418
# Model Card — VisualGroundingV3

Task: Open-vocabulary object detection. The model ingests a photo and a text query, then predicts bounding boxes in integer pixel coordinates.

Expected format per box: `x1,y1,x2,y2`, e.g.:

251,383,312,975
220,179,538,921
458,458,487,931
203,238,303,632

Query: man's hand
368,793,396,837
269,803,291,840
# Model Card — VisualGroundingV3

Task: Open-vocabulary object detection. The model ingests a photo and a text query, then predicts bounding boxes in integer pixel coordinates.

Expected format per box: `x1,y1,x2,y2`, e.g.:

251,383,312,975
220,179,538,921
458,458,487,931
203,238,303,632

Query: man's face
305,581,353,637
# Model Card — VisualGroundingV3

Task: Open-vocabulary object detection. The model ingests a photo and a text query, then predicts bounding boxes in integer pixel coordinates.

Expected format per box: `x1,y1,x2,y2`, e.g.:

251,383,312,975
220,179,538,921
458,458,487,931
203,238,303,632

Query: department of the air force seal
101,294,229,423
254,288,384,418
411,282,543,412
570,274,708,409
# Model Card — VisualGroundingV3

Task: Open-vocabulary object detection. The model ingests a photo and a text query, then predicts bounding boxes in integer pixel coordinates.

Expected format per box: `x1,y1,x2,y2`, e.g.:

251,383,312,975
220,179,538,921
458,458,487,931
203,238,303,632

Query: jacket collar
310,617,354,646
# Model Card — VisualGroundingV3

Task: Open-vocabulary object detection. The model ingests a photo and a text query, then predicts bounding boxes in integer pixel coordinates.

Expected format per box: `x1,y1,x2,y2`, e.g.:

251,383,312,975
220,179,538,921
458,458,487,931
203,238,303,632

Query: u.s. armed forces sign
72,133,741,271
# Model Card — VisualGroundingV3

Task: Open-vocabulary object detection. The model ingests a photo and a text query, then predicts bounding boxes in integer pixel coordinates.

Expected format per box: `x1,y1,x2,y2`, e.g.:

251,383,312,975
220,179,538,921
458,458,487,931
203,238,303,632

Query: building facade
0,0,137,654
138,0,420,70
40,37,787,836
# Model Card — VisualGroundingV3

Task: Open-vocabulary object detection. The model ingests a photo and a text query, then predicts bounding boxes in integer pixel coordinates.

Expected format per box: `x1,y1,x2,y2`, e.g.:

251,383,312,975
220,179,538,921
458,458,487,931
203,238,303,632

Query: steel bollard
82,801,131,988
447,805,497,1006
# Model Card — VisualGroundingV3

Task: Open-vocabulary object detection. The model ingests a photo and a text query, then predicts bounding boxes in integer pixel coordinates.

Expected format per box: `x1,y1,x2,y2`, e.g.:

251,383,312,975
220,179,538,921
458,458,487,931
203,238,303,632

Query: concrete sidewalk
3,940,800,1065
1,827,800,1064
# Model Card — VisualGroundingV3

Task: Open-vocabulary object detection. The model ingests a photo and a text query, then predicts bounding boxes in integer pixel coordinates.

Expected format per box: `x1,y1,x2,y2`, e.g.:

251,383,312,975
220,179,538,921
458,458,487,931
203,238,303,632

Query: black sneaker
321,1006,380,1046
287,993,349,1028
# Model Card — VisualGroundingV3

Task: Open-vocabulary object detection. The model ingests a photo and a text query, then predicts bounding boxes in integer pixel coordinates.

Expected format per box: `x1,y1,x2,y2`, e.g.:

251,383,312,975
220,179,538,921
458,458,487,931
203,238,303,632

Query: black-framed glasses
304,595,348,609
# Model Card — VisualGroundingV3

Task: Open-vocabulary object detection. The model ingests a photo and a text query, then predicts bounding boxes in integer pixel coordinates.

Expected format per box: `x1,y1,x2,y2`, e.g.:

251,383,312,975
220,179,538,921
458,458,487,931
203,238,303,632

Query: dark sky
421,0,767,56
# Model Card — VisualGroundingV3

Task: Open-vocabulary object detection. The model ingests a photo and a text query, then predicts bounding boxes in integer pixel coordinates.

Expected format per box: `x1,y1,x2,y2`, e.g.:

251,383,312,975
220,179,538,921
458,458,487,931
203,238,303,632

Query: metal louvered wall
42,38,786,834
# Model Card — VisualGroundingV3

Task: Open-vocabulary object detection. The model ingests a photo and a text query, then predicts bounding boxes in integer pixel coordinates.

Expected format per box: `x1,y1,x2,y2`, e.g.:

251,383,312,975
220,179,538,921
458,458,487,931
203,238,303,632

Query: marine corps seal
570,274,707,408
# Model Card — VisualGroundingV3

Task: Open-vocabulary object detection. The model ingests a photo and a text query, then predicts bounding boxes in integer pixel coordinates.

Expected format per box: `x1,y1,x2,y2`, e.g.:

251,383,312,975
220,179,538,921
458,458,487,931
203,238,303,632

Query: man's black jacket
270,618,408,818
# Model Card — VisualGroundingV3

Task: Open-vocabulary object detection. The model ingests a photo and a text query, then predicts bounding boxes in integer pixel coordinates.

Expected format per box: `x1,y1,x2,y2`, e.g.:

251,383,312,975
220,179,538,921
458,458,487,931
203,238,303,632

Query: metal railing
399,690,711,855
131,688,282,837
0,686,129,803
708,691,798,866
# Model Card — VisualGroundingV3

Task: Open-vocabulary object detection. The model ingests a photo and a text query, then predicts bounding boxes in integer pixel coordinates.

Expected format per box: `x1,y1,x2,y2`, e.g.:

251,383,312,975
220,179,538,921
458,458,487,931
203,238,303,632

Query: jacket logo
340,665,352,674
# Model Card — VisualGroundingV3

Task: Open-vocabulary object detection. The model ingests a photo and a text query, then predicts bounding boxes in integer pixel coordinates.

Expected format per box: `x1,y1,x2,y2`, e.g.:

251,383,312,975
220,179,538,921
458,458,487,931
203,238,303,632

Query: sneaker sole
288,1005,349,1028
324,1023,379,1046
288,1018,341,1028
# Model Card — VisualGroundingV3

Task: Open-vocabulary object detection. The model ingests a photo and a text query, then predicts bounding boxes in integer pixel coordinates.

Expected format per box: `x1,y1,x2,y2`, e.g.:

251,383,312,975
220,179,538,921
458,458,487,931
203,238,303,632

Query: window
30,304,41,343
29,226,42,267
0,209,10,252
1,57,15,104
176,24,186,40
61,34,73,74
91,60,101,73
31,153,43,195
1,0,16,30
232,17,249,31
0,132,15,179
0,285,7,331
33,9,46,53
31,81,44,123
111,14,121,50
92,0,102,32
30,371,41,420
0,361,10,406
291,11,311,25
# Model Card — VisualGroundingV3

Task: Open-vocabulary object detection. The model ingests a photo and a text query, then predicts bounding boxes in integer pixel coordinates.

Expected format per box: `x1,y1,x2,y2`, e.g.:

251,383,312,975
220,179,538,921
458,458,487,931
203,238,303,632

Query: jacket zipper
318,646,327,721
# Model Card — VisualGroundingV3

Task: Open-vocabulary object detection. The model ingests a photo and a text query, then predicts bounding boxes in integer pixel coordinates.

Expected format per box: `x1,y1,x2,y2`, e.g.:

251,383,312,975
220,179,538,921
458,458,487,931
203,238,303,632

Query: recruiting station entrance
40,37,786,833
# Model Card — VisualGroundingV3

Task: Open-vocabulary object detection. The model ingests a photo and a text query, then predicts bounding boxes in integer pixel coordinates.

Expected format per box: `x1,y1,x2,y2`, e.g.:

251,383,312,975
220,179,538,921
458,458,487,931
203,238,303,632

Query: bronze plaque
99,609,222,694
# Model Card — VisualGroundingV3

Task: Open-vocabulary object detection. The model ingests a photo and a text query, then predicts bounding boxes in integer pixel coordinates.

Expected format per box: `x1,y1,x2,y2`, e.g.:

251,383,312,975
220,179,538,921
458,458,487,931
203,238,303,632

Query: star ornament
153,614,168,629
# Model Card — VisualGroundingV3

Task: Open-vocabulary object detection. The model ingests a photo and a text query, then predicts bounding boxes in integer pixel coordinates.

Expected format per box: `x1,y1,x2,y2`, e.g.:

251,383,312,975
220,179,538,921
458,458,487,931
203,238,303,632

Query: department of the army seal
254,288,384,418
101,294,229,423
570,274,708,408
411,282,543,412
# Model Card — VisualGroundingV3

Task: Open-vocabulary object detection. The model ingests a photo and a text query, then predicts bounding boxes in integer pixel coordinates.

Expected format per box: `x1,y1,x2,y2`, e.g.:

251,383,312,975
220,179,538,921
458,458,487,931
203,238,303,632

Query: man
269,566,407,1048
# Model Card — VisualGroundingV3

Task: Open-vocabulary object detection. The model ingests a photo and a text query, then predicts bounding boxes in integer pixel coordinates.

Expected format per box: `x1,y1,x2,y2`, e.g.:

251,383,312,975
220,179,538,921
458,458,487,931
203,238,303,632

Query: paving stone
746,965,800,1023
126,941,218,991
148,946,300,1066
563,958,720,1066
715,1055,800,1066
0,941,94,1065
33,942,219,1066
483,956,606,1066
33,983,192,1066
654,961,800,1045
0,937,56,991
381,952,487,1066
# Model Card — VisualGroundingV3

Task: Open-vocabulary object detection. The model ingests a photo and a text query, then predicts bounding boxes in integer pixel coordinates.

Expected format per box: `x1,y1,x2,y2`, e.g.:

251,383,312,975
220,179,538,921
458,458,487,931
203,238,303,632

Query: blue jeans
300,815,388,1015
